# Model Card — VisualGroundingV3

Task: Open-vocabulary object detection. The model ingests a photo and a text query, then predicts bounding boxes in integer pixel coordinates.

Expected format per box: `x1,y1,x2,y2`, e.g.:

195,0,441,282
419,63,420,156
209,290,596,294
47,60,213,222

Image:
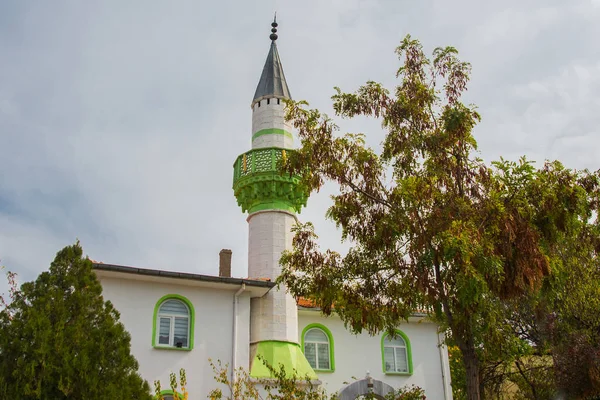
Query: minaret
232,17,315,379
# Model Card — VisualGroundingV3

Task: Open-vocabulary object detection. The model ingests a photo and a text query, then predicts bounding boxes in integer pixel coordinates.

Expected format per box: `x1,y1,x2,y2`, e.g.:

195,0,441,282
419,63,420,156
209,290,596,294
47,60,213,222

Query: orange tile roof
297,297,317,308
296,296,429,315
244,277,272,282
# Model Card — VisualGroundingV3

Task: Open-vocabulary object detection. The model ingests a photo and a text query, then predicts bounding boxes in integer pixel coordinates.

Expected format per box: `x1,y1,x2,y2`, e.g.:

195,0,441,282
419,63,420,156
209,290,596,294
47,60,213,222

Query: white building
94,19,453,400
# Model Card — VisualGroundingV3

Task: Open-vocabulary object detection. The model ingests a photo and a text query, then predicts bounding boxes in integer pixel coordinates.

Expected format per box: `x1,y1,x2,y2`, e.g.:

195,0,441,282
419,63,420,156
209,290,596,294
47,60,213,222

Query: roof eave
93,263,275,298
297,306,430,320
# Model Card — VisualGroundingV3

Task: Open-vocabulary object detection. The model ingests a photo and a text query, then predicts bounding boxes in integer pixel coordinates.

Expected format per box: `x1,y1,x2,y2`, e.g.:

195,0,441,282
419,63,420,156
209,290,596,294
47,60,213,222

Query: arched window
381,330,412,374
153,295,194,350
301,324,335,372
155,390,182,400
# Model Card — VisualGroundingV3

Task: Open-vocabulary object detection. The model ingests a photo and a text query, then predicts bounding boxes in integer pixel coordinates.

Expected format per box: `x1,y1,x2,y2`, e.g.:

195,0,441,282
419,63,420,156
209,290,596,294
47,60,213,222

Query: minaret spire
252,17,291,105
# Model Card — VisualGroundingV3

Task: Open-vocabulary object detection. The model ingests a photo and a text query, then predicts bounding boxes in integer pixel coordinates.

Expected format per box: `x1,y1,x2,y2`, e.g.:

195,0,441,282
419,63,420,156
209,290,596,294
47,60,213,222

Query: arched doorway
337,375,395,400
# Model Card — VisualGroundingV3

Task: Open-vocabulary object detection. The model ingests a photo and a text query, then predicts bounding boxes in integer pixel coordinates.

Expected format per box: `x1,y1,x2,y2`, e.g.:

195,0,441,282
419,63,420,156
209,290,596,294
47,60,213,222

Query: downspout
438,331,452,400
232,284,246,383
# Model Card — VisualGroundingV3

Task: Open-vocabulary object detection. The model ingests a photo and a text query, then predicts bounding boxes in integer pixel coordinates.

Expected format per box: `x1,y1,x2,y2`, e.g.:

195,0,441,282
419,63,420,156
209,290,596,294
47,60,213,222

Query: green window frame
381,330,413,375
152,294,195,351
301,323,335,372
155,389,183,400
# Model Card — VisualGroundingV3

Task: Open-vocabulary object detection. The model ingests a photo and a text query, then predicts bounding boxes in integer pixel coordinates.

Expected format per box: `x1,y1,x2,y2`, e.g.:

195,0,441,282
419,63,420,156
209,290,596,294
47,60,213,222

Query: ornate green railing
232,147,308,214
232,147,285,183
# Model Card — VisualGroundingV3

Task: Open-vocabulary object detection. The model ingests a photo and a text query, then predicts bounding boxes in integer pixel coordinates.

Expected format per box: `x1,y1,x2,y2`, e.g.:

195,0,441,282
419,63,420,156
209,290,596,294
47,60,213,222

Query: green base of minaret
249,341,318,380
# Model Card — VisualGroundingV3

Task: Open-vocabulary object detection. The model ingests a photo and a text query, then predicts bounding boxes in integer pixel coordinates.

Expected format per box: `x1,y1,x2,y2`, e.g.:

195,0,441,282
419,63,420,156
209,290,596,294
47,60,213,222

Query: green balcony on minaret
233,147,308,214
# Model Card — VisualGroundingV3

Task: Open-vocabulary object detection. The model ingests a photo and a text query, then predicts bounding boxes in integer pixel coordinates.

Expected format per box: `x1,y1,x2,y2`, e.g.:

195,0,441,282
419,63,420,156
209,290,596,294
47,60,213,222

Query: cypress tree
0,242,152,399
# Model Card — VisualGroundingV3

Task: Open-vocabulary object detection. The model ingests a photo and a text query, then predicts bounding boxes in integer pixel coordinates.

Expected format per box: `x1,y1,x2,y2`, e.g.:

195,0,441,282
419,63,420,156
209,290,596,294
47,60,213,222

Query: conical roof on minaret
252,17,291,104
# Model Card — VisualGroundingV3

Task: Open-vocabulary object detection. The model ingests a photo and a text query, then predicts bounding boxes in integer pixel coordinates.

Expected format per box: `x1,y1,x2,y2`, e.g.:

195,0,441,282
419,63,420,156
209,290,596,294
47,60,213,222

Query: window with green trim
382,331,411,373
153,295,194,350
156,390,182,400
301,324,335,372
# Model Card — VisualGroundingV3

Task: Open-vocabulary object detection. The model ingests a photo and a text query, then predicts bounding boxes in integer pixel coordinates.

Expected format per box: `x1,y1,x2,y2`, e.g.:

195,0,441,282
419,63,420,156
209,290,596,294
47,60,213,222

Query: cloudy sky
1,0,599,291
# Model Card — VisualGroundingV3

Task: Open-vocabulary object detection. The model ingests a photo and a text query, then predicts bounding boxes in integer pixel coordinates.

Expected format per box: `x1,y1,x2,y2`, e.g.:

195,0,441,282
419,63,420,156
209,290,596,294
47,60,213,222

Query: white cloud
0,0,599,288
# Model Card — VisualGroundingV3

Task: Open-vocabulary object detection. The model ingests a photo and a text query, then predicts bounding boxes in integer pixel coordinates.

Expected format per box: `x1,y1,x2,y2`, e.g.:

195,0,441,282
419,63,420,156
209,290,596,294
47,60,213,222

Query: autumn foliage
277,35,600,400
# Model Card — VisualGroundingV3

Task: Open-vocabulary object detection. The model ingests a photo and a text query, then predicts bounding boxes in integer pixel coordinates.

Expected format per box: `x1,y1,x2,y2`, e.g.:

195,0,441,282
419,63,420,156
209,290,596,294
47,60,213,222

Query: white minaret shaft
251,97,294,149
248,37,297,342
248,209,298,342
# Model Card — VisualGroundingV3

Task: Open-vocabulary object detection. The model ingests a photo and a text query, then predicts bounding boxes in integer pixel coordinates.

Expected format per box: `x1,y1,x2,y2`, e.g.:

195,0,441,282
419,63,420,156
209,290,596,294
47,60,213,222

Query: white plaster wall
98,276,251,399
251,99,294,149
298,312,452,399
248,210,299,343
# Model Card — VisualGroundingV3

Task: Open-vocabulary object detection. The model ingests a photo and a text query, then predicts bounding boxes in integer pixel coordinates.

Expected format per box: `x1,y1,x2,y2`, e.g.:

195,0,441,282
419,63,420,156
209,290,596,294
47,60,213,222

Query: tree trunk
459,340,481,400
435,258,481,400
478,374,486,400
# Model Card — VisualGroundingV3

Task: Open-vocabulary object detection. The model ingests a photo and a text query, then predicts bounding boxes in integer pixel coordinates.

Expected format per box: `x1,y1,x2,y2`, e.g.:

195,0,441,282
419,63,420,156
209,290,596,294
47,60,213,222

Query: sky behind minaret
1,0,600,291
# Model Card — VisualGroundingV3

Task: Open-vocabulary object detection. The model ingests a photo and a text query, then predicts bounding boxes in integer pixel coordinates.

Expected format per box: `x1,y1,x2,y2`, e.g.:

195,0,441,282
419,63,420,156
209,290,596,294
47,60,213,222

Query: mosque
93,19,453,400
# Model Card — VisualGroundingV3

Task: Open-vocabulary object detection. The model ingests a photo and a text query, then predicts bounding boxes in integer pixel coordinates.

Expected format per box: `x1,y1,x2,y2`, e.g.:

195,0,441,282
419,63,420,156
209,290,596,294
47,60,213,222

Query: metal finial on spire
270,13,278,41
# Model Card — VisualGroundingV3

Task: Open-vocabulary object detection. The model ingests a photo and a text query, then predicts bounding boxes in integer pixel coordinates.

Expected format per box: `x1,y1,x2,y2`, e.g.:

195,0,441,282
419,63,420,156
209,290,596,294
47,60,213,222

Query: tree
0,264,18,312
154,369,189,400
490,193,600,399
0,242,152,399
207,357,426,400
544,218,600,398
449,209,600,399
277,35,599,400
208,357,331,400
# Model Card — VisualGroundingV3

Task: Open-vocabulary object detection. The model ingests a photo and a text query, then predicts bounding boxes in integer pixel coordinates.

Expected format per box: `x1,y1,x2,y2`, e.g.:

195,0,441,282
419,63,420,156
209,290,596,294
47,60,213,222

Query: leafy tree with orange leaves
277,35,600,400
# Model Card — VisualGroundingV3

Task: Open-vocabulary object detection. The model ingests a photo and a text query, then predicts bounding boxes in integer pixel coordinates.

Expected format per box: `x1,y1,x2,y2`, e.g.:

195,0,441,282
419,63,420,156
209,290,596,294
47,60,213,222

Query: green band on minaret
252,128,293,141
